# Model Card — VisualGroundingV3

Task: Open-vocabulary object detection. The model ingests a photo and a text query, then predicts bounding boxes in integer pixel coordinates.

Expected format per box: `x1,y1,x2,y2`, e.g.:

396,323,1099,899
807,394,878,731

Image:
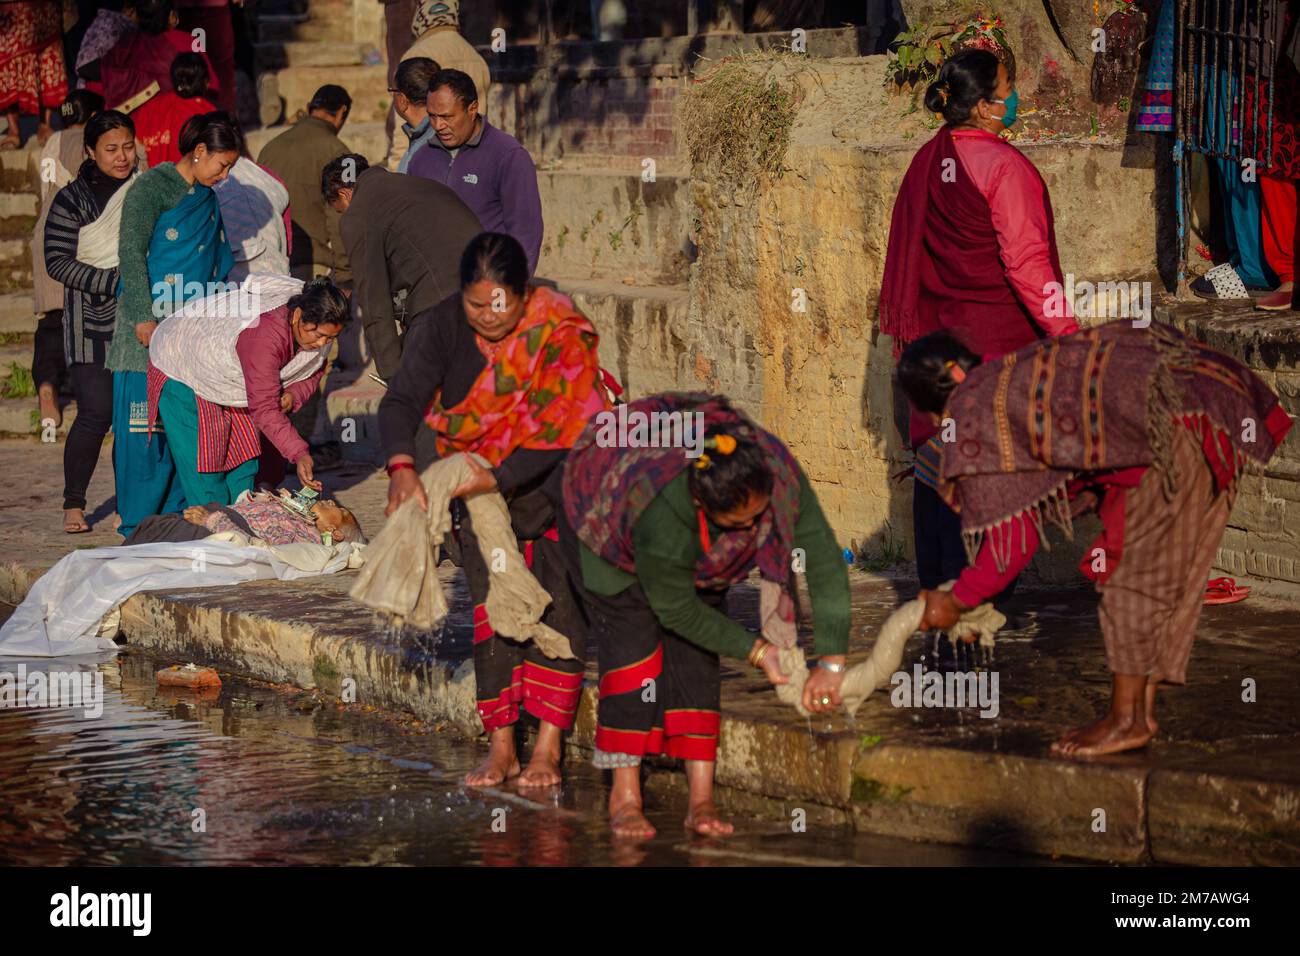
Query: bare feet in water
685,800,734,837
609,799,656,839
517,752,562,788
464,752,520,787
464,728,520,787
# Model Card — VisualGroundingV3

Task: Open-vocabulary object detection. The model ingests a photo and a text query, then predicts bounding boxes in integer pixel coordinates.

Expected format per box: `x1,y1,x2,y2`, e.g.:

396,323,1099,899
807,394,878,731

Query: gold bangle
752,642,770,670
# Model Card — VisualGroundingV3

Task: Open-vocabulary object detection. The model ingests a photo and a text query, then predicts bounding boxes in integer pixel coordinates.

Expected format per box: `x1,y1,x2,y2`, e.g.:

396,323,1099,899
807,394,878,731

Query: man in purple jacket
407,68,544,275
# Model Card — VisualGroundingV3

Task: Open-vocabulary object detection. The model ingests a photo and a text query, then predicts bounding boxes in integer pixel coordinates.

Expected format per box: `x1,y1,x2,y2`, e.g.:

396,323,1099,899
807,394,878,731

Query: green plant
855,520,908,572
0,331,21,345
2,361,35,399
555,224,569,250
607,199,643,253
885,12,1009,104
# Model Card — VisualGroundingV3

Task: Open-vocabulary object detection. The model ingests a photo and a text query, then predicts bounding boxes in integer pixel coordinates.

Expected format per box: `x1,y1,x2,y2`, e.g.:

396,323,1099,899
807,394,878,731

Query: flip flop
1204,576,1250,605
63,515,90,534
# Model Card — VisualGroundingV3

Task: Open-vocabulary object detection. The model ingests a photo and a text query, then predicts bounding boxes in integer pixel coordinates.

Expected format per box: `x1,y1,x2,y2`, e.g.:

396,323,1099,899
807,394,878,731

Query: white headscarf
412,0,460,37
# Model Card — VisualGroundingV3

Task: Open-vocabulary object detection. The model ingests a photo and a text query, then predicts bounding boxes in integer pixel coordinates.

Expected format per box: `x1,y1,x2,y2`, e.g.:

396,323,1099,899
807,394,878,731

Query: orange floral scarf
424,286,613,466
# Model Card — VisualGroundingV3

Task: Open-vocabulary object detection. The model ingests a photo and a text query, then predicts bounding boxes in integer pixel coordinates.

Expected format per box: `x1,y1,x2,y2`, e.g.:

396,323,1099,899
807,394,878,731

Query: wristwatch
816,659,846,674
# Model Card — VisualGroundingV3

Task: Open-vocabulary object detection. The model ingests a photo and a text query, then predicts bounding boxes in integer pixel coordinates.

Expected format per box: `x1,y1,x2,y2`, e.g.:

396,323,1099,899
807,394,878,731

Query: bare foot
517,752,562,789
111,513,122,532
1052,712,1153,758
460,749,514,790
0,132,19,151
610,802,656,839
34,123,53,146
685,800,734,837
63,508,89,533
1144,680,1160,738
38,383,61,429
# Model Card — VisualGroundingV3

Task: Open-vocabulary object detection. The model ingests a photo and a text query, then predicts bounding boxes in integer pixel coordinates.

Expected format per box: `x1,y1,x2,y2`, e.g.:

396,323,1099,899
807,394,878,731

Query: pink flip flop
1204,576,1251,606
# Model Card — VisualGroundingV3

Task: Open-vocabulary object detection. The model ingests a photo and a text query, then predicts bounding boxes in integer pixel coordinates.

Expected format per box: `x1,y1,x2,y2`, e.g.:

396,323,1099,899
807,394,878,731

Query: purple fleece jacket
406,119,544,275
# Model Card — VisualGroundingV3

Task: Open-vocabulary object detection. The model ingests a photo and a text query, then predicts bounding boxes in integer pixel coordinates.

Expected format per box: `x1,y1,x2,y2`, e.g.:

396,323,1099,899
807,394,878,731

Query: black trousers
32,310,65,392
913,480,1017,604
457,484,588,733
63,362,113,511
553,504,724,763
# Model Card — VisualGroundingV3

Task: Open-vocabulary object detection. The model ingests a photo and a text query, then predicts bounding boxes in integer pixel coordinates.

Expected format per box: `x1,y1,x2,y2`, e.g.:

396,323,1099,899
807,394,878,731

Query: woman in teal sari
105,111,240,537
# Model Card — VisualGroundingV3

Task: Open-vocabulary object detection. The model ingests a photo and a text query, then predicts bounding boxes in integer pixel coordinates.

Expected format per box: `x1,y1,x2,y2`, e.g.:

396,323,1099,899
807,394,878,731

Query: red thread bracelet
386,461,416,478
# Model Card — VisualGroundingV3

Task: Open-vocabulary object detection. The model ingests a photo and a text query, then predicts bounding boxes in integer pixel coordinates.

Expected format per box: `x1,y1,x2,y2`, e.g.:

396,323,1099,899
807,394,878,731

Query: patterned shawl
939,322,1291,570
424,286,611,466
563,392,802,590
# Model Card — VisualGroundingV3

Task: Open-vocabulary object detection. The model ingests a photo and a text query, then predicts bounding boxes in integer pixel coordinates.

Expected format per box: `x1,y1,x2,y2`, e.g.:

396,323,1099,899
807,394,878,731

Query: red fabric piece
132,92,216,167
0,0,67,115
1260,173,1296,284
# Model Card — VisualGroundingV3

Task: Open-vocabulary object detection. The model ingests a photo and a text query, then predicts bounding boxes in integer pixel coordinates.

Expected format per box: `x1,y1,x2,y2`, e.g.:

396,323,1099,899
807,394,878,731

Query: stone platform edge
1,558,1292,866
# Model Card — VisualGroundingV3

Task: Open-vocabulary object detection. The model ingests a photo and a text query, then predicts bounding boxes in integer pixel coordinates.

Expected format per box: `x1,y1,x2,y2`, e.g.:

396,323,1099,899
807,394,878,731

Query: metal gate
1175,0,1284,164
1172,0,1288,282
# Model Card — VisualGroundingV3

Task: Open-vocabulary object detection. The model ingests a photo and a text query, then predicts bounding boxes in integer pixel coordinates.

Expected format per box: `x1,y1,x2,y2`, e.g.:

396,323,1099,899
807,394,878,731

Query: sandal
1204,576,1251,605
63,509,90,534
1190,264,1270,301
1256,283,1295,312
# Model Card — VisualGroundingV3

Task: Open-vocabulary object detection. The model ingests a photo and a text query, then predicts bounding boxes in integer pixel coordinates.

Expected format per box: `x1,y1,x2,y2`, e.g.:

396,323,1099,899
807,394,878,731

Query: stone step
0,191,38,218
255,40,368,72
257,13,310,44
264,63,391,125
0,292,36,333
0,396,75,436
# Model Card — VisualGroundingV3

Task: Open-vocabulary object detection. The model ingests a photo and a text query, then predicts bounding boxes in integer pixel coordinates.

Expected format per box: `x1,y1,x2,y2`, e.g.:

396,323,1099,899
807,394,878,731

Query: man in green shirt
560,393,850,838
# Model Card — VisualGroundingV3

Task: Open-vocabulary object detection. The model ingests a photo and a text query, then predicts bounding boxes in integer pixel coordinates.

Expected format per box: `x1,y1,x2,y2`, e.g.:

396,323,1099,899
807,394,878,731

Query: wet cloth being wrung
349,453,576,659
772,582,1004,718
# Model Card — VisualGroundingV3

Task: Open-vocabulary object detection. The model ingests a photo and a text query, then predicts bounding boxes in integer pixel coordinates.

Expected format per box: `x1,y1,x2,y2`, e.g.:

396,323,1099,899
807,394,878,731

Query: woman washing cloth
379,232,613,790
900,324,1290,757
147,275,349,506
558,393,851,838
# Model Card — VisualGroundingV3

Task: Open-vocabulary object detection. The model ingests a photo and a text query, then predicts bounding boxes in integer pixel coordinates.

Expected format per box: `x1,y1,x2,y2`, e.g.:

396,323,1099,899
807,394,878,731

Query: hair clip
710,434,737,455
695,453,712,470
944,359,967,384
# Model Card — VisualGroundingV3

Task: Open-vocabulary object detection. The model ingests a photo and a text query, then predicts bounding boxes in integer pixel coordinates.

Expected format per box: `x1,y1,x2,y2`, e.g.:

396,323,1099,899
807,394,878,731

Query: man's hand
803,658,846,714
183,506,208,526
919,588,968,635
385,461,427,516
280,392,294,413
295,453,322,491
135,321,158,347
449,453,498,499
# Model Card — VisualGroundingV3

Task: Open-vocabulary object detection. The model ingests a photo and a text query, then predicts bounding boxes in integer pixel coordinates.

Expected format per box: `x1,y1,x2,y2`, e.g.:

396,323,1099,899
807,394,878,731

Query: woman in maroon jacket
147,277,348,506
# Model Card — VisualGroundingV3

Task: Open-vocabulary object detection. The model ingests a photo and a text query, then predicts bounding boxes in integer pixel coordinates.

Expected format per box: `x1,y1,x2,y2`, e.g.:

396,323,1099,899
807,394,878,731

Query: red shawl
878,126,1062,359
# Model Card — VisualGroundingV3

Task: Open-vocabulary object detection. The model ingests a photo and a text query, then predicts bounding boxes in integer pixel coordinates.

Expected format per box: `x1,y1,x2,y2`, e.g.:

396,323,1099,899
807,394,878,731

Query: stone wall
633,54,1162,554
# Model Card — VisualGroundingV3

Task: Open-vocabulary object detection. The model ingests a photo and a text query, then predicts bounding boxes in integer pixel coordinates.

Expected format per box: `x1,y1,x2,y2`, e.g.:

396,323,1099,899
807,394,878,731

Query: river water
0,644,1049,867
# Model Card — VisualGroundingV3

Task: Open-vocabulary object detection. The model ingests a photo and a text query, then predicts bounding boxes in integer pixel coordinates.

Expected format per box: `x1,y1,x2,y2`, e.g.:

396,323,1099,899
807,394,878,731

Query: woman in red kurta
131,52,216,167
879,49,1078,612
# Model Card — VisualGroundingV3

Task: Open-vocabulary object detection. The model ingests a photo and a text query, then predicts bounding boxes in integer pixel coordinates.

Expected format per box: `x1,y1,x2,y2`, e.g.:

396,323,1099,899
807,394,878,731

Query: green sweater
579,469,851,660
106,164,192,373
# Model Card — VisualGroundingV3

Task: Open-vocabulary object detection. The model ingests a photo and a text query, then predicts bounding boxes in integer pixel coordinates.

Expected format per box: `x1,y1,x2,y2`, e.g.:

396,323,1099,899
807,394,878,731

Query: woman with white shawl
42,108,143,533
146,274,348,506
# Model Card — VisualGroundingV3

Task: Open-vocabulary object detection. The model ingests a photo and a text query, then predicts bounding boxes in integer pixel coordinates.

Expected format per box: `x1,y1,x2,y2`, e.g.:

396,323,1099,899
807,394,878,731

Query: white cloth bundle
148,273,327,406
0,536,363,658
350,453,576,660
215,159,291,279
